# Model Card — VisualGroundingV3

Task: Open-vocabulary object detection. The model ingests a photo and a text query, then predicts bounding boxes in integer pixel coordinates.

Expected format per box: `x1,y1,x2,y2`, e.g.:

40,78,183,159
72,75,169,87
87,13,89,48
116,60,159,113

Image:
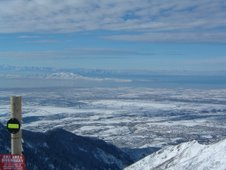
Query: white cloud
104,32,226,43
17,35,40,39
0,0,226,42
185,57,226,65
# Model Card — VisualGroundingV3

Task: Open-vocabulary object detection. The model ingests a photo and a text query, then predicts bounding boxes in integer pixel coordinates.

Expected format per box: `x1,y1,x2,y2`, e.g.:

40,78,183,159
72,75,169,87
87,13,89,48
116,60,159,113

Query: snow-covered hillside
125,139,226,170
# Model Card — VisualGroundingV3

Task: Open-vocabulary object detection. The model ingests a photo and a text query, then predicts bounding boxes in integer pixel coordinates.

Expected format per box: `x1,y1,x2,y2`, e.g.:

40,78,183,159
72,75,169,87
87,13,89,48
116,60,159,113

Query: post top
10,96,22,98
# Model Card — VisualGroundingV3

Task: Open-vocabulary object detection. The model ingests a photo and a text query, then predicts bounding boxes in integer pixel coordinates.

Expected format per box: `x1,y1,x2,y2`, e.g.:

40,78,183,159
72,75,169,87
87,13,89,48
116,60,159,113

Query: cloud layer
0,0,226,42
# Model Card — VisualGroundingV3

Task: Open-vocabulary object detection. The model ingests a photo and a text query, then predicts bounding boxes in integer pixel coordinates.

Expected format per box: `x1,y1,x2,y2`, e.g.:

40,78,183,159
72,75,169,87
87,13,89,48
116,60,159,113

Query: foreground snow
125,138,226,170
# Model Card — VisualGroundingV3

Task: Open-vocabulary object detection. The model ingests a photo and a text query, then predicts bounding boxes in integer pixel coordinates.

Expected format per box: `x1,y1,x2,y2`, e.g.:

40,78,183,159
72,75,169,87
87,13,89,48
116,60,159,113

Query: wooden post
10,96,22,155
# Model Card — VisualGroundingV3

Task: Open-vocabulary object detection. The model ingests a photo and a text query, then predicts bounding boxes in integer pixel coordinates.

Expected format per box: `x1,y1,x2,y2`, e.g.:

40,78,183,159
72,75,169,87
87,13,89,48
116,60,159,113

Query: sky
0,0,226,72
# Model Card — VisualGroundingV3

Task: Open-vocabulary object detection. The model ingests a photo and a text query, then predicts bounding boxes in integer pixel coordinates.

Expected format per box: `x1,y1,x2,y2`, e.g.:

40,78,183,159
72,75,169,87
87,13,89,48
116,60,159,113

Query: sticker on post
6,118,21,134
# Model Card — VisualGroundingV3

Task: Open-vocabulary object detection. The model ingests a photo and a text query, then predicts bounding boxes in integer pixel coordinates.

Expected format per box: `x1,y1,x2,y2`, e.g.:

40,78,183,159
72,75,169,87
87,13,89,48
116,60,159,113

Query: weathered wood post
10,96,22,154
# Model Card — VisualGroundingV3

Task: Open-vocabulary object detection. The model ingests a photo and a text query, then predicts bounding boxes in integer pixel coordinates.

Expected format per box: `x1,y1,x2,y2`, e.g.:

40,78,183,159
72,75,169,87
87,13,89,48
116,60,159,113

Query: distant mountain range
38,72,132,82
0,123,133,170
1,65,225,76
0,65,132,82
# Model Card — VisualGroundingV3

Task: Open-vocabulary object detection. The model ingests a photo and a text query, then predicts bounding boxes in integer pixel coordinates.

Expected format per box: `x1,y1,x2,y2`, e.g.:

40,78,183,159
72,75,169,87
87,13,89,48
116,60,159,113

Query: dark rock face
0,123,10,154
0,123,133,170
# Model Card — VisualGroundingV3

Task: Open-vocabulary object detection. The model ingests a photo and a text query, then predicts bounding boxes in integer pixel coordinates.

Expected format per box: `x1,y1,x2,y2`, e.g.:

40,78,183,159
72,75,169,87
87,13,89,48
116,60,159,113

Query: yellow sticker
8,123,19,129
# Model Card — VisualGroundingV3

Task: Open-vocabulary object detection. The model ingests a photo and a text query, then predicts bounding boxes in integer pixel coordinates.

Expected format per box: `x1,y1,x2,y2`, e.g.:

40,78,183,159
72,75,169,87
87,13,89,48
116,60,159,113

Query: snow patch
125,139,226,170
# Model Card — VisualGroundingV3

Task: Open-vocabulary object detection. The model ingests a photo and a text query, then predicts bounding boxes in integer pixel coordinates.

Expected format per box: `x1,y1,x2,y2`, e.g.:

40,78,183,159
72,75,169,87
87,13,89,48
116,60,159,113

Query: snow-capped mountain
0,64,132,83
125,139,226,170
44,72,90,80
43,72,131,82
0,123,133,170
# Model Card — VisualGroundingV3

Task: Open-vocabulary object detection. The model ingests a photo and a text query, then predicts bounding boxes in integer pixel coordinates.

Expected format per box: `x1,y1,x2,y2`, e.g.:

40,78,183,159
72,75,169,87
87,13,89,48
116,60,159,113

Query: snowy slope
125,139,226,170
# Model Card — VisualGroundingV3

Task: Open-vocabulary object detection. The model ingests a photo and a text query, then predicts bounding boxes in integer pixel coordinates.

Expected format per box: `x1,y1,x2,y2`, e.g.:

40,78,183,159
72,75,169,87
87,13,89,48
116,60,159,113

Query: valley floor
1,87,226,159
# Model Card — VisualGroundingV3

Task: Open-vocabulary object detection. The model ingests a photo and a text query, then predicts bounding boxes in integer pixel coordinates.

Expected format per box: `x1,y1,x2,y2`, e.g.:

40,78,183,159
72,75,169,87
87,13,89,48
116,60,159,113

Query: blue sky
0,0,226,72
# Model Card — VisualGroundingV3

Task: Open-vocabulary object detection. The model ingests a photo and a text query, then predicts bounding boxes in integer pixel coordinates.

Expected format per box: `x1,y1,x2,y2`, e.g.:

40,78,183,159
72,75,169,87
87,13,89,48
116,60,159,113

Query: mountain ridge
0,123,133,170
125,138,226,170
